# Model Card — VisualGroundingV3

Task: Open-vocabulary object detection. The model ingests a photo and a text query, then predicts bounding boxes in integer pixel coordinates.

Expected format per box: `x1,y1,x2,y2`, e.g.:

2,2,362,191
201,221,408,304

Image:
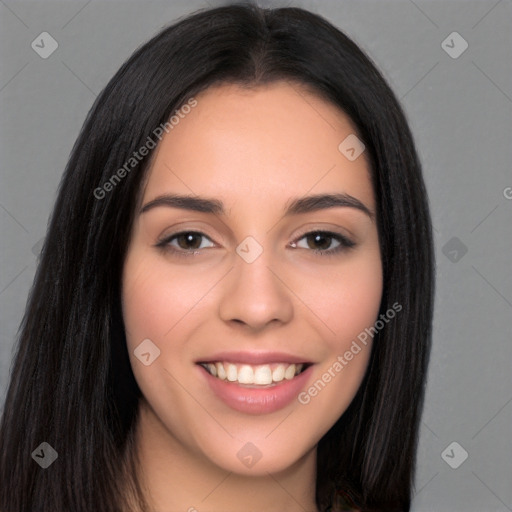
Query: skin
121,81,382,512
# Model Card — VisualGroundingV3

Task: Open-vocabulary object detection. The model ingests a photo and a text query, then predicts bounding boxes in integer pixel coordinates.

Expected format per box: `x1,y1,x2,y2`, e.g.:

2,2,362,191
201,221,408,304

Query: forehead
141,81,374,210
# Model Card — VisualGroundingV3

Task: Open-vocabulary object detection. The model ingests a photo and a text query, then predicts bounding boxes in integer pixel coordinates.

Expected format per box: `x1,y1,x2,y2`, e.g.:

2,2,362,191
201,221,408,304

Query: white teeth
284,364,296,380
254,365,272,385
216,362,226,380
205,363,217,377
226,363,238,382
272,365,285,382
202,361,306,385
238,365,254,384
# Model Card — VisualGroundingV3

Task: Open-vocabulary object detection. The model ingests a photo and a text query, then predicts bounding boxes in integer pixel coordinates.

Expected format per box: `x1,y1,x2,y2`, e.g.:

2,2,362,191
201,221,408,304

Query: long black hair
0,4,435,511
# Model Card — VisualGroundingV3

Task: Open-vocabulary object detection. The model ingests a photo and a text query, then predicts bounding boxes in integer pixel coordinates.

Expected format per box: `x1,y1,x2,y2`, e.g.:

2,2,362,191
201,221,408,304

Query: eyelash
155,230,356,258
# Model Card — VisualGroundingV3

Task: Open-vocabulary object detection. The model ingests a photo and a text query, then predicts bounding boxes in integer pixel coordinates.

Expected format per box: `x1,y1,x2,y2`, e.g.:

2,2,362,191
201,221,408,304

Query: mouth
196,356,314,414
198,361,311,387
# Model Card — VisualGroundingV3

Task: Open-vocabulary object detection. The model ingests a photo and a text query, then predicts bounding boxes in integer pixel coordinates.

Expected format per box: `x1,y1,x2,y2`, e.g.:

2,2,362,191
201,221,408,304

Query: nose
218,251,294,331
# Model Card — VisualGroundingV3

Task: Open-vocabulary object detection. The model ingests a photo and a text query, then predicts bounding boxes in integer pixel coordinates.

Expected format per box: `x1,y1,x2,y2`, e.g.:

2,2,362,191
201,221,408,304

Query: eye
156,231,215,254
291,230,355,255
156,229,355,258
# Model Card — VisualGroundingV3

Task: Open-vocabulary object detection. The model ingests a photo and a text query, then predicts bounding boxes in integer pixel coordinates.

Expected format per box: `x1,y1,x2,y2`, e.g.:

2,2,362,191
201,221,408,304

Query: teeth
272,365,285,382
238,365,254,384
216,362,226,380
284,364,296,380
202,361,305,385
254,365,272,385
226,363,238,382
205,363,217,377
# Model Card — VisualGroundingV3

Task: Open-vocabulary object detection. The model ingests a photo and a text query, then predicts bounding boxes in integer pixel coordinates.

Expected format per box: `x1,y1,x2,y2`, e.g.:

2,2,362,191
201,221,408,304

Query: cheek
121,251,204,413
122,249,213,348
329,261,383,343
291,249,382,414
295,248,383,347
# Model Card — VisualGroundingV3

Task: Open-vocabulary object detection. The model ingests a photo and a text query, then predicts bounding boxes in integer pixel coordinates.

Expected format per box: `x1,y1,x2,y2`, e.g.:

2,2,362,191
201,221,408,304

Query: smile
197,357,314,414
199,361,307,386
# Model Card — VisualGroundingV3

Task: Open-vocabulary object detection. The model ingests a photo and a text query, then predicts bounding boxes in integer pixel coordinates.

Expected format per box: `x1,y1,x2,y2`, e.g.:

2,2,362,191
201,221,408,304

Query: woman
0,3,435,511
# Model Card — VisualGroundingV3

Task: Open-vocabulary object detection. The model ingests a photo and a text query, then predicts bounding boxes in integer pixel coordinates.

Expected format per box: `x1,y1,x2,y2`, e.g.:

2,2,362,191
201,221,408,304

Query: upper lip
196,351,312,365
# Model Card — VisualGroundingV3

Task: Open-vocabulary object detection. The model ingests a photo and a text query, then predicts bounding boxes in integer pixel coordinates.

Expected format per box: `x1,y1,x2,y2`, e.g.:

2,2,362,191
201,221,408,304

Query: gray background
1,0,511,510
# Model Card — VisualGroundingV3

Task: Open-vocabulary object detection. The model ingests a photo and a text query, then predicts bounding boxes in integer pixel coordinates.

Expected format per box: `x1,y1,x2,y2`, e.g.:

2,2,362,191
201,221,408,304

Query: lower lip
200,365,313,414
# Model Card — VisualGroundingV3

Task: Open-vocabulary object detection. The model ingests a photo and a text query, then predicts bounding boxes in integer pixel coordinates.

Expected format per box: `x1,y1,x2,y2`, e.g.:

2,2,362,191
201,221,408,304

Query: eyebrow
140,192,374,220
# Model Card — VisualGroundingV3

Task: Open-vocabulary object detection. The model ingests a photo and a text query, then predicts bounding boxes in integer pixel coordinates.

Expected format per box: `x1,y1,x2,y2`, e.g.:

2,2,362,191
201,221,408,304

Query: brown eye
293,230,355,255
175,233,203,250
157,231,215,253
305,233,337,250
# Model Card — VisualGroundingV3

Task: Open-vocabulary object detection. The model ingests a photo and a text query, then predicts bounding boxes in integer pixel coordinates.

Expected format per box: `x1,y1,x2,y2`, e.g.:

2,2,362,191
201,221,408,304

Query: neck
131,398,319,512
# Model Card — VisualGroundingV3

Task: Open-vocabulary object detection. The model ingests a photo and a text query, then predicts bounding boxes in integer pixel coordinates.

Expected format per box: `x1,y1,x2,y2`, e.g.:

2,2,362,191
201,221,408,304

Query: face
122,81,382,476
